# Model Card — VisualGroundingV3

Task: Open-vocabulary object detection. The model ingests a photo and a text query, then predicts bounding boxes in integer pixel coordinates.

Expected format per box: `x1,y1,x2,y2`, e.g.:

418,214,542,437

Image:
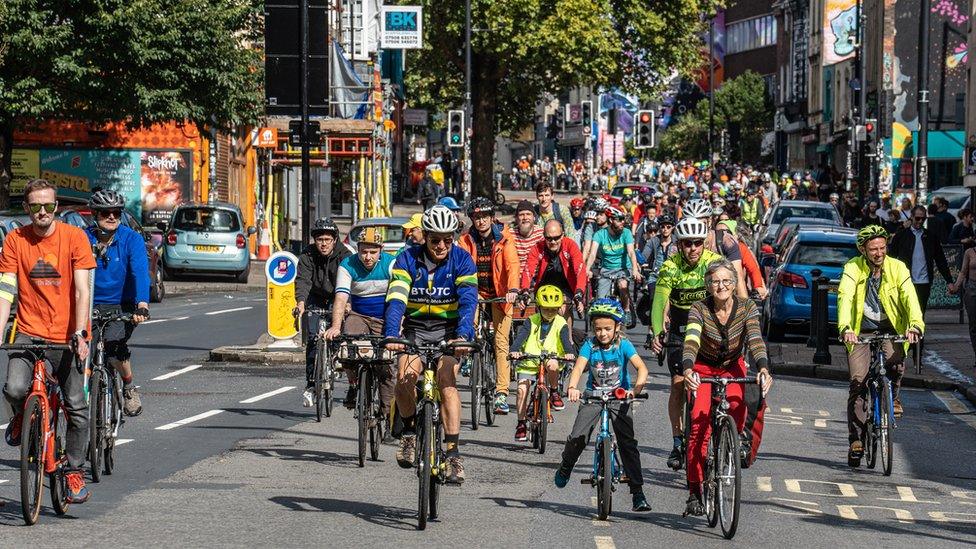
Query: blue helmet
588,298,624,323
438,196,462,211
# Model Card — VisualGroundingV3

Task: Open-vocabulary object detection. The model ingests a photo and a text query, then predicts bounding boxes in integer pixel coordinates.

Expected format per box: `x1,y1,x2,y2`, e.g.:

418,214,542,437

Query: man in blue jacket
86,189,150,416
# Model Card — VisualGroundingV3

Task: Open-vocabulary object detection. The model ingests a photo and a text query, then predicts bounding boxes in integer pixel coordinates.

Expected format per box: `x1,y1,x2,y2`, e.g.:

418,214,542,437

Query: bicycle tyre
597,437,613,520
704,434,719,528
484,352,497,426
357,368,370,468
88,372,104,483
20,395,43,525
105,372,123,475
50,408,69,516
323,344,334,418
430,417,442,521
538,387,549,455
369,373,381,461
314,344,325,422
879,377,894,476
717,416,741,539
469,355,481,430
416,401,434,530
865,382,877,469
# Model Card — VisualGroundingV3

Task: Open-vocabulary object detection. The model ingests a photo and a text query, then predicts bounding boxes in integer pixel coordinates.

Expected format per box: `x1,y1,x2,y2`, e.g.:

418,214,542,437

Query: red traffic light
865,123,874,133
640,112,652,124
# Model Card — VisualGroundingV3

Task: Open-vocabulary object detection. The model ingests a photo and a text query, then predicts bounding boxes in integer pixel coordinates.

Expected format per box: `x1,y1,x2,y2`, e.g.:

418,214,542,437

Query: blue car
762,227,859,341
160,202,256,282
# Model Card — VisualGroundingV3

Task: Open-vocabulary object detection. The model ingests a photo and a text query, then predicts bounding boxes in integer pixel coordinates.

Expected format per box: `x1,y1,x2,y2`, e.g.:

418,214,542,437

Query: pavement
3,310,976,547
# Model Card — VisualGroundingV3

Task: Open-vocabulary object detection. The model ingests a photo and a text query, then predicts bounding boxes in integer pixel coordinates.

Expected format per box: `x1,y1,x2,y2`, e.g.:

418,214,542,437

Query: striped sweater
682,296,768,372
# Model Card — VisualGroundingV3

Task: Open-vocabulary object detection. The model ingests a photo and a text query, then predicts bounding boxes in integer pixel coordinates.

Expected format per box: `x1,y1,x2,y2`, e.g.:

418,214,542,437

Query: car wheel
160,261,174,281
235,267,249,284
763,304,785,342
150,268,165,303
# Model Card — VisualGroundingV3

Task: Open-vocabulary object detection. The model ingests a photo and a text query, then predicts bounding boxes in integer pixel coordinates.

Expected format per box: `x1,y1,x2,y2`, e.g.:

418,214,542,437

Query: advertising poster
380,6,423,49
823,0,857,65
140,151,192,225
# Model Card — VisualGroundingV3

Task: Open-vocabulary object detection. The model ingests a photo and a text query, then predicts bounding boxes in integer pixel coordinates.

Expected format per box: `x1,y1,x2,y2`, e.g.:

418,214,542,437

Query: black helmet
89,189,126,210
311,217,339,237
466,196,495,217
657,214,676,226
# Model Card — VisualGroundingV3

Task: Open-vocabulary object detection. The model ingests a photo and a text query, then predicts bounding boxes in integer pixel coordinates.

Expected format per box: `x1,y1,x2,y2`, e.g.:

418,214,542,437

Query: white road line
0,423,7,430
594,536,616,549
141,319,168,325
757,476,773,492
152,364,203,381
205,307,253,316
240,386,296,404
155,409,224,431
814,419,828,428
0,480,7,485
933,391,976,431
115,438,134,446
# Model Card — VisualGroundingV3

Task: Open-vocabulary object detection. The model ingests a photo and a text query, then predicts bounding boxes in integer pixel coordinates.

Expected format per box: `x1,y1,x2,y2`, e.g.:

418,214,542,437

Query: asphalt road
1,295,975,547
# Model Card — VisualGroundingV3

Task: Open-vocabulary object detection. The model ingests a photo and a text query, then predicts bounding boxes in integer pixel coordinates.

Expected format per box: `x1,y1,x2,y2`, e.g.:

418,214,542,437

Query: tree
0,0,264,208
404,0,720,198
657,71,773,163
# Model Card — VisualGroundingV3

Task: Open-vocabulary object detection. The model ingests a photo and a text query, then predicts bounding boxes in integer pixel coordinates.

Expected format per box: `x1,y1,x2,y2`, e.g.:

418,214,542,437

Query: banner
380,6,423,49
823,0,857,65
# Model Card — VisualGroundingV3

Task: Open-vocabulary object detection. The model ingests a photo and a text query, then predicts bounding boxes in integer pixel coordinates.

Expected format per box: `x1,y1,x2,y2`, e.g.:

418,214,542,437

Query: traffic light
581,101,593,135
607,107,617,135
447,109,464,148
554,104,564,140
634,110,654,149
864,118,877,157
546,114,559,139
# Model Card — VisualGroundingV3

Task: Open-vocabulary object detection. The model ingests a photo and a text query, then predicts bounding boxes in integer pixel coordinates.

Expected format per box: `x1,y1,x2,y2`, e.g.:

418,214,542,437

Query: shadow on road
268,496,416,530
244,447,360,468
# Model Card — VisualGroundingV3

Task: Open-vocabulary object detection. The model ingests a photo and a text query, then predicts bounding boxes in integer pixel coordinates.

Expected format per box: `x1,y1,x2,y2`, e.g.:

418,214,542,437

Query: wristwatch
73,329,88,339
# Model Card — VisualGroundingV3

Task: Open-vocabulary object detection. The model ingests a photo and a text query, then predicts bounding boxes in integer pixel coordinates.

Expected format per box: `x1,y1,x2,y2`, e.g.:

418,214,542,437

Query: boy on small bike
509,285,575,442
554,298,651,512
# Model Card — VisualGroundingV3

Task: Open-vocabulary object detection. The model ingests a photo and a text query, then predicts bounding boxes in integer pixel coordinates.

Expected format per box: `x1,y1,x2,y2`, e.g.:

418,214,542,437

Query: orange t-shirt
0,223,96,342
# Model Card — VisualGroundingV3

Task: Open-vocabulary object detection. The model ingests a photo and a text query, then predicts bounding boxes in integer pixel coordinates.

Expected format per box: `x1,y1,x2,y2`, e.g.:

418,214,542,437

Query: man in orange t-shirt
0,179,95,504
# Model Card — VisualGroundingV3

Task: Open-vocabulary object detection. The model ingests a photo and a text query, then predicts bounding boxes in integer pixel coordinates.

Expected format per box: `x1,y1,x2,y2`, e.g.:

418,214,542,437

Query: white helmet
684,199,713,219
675,217,708,240
422,205,459,233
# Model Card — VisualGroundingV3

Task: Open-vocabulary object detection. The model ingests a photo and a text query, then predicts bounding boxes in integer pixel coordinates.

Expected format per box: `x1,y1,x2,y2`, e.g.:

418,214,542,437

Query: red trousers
686,358,747,492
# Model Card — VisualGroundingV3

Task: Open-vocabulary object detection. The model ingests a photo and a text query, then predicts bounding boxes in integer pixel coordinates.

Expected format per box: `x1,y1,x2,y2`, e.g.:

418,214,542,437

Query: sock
122,375,133,387
401,414,415,433
673,436,682,448
444,433,459,456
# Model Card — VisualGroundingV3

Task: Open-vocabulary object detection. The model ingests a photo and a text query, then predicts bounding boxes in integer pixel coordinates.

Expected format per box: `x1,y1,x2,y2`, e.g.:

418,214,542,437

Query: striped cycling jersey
682,296,768,371
335,252,395,319
651,249,723,336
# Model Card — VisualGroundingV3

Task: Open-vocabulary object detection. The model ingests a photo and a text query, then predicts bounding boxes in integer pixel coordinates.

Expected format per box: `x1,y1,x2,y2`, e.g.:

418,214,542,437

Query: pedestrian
949,208,976,251
418,167,439,211
949,247,976,367
889,205,953,317
857,200,883,229
509,200,545,272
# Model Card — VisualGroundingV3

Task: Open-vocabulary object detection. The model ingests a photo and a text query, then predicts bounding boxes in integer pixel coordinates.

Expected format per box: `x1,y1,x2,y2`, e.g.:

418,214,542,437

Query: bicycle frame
869,342,897,428
591,400,620,483
29,356,63,476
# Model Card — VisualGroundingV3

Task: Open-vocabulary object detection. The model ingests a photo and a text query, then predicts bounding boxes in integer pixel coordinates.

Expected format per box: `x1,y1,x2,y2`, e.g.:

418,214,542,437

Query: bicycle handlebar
853,333,913,344
582,390,649,404
478,297,511,304
508,353,576,363
92,310,146,324
380,337,479,353
3,343,73,352
697,377,759,385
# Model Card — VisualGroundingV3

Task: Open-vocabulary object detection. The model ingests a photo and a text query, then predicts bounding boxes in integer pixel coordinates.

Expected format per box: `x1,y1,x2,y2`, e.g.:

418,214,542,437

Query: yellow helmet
535,285,564,308
358,227,384,245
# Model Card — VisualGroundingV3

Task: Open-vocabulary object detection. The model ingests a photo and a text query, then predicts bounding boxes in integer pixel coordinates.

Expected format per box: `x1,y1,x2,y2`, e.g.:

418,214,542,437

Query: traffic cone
257,218,271,261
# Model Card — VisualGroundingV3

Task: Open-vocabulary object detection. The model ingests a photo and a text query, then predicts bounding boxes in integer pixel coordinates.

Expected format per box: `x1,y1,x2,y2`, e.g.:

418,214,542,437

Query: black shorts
665,331,685,378
402,322,457,362
94,304,136,362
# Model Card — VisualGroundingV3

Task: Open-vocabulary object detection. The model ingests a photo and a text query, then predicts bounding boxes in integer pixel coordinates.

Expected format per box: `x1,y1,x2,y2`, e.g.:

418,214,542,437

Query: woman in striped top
680,259,773,517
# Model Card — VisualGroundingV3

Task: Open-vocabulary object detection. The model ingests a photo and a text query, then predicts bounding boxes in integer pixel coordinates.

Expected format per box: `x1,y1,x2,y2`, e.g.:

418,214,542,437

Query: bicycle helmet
856,225,889,248
588,298,624,323
89,189,126,210
683,199,713,219
605,205,628,221
583,210,597,222
674,217,708,240
535,285,565,308
311,217,339,237
466,196,494,217
570,197,585,209
422,205,460,233
657,214,676,226
592,197,609,211
622,188,634,197
357,227,384,246
438,196,462,211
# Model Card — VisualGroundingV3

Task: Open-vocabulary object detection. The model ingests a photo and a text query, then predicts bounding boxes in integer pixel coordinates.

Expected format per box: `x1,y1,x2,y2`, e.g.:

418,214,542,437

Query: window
174,207,241,232
791,243,858,267
725,15,778,55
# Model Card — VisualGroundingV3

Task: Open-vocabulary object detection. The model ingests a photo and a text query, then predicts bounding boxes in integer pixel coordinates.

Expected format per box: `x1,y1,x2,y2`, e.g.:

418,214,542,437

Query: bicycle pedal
580,477,594,485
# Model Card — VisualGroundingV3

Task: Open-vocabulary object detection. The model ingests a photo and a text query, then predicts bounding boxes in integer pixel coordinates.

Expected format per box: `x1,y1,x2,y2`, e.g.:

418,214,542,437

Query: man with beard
510,200,545,272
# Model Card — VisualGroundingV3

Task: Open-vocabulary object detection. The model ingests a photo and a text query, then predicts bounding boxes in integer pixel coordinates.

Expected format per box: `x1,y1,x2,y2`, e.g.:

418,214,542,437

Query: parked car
344,216,411,256
160,202,255,282
57,206,166,303
0,215,23,249
929,186,970,218
608,183,647,202
762,227,858,341
757,200,844,257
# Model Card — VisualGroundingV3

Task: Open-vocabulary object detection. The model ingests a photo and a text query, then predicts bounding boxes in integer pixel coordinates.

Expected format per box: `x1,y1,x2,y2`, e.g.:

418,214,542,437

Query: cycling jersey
651,249,723,336
836,255,925,351
384,244,478,341
85,225,150,306
592,227,634,271
335,252,395,319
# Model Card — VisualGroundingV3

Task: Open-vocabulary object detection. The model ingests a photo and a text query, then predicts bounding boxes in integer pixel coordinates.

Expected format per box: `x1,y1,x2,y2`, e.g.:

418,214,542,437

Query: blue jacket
86,225,151,305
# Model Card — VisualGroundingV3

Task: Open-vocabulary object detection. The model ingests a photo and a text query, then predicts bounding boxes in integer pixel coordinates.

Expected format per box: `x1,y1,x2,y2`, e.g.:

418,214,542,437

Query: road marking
785,479,857,497
767,498,822,516
594,536,615,549
0,480,7,485
933,391,976,431
155,409,224,430
814,418,828,428
591,520,609,527
205,307,253,316
240,386,296,404
757,476,772,492
141,319,167,325
0,423,7,430
878,486,939,504
925,350,974,385
115,438,134,446
837,505,914,523
152,364,203,381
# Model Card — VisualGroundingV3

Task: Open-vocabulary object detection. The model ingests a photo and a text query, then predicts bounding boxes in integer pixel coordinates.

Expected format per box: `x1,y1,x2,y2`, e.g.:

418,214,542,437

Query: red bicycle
9,341,75,525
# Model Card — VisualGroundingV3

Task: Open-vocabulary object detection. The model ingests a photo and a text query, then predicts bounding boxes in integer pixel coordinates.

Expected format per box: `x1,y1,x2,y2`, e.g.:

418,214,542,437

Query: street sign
288,120,321,146
566,104,582,124
256,128,278,148
380,6,423,49
266,251,299,340
967,146,976,175
403,108,428,126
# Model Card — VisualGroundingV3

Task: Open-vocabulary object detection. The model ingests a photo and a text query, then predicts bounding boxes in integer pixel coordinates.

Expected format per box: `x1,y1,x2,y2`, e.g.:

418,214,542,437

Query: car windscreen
173,207,240,232
351,225,406,243
772,206,837,224
791,242,858,267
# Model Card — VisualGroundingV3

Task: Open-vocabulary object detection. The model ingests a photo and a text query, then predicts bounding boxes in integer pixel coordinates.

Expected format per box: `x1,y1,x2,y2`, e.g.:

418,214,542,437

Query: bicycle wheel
105,372,123,475
538,387,549,455
429,418,442,521
416,401,434,530
597,437,613,520
88,371,104,483
716,417,741,539
483,352,497,426
865,382,877,469
369,373,381,461
50,407,70,516
314,345,325,422
469,355,481,430
879,377,894,476
704,435,719,528
20,395,43,525
357,368,370,468
323,344,334,418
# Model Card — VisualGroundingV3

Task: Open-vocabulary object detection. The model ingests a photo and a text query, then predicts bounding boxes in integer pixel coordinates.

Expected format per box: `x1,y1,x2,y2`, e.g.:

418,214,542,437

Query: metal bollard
812,270,832,365
807,269,822,348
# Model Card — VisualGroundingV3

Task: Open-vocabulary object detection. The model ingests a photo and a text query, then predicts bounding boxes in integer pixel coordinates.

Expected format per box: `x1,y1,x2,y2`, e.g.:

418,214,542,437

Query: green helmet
588,298,624,323
856,225,889,248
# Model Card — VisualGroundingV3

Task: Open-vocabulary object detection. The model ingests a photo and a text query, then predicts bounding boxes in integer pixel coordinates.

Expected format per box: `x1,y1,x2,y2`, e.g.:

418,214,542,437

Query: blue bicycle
858,333,905,476
581,387,648,520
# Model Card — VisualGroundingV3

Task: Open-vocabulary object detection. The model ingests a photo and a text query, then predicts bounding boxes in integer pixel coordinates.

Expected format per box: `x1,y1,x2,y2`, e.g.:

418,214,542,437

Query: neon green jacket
836,255,925,351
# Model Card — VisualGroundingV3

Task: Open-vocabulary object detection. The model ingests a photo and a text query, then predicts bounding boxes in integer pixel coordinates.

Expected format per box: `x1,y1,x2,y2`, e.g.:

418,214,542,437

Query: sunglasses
681,239,705,248
913,216,926,222
98,209,123,219
428,235,454,246
27,203,57,214
544,235,564,242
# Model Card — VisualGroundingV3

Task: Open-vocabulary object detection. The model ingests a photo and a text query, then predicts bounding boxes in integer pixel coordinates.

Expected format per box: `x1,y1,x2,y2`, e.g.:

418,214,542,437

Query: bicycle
509,352,574,454
693,376,760,540
7,341,76,525
595,272,638,329
304,306,335,422
468,298,505,429
88,309,145,482
382,337,477,530
580,387,648,520
856,333,907,476
334,334,393,467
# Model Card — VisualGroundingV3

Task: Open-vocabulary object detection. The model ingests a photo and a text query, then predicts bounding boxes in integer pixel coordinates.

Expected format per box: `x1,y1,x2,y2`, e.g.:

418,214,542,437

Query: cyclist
384,205,477,484
649,216,723,470
640,214,679,300
680,259,772,516
323,227,396,416
402,213,424,247
719,220,767,300
509,285,575,440
584,205,643,325
296,217,352,408
738,186,765,234
0,178,96,504
85,189,150,417
458,197,520,415
569,197,586,232
511,200,545,273
535,181,577,240
522,219,587,318
684,198,748,299
581,197,609,261
837,225,923,466
554,298,651,513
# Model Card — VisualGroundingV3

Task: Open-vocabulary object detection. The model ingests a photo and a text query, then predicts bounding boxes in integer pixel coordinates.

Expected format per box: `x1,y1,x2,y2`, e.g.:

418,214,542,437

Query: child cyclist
509,285,576,442
554,298,651,512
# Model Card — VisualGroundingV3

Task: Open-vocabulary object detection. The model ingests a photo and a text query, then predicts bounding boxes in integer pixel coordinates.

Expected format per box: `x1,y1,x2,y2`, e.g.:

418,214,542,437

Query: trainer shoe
550,391,565,411
514,421,528,441
122,386,143,417
683,493,704,517
632,491,652,512
893,398,903,418
5,413,22,447
396,434,416,469
445,455,465,484
302,388,315,408
459,358,471,377
667,446,684,470
848,441,864,467
493,393,510,415
65,468,91,504
554,464,572,488
344,386,357,409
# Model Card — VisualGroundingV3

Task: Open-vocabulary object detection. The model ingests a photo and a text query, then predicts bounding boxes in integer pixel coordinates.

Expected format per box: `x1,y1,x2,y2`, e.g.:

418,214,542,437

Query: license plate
193,245,222,253
827,285,839,293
